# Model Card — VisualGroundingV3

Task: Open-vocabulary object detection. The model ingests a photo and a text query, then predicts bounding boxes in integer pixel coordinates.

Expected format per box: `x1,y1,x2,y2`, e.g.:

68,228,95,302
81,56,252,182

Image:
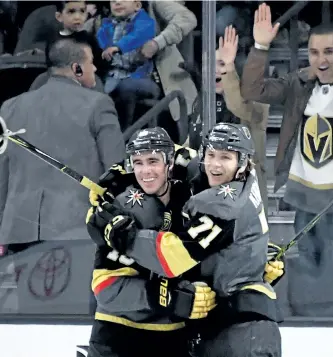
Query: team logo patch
162,211,172,231
301,114,333,169
217,184,237,200
126,189,144,206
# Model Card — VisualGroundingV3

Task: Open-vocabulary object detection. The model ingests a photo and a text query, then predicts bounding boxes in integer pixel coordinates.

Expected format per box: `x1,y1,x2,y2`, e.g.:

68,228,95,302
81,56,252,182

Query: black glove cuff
172,286,195,318
146,277,195,318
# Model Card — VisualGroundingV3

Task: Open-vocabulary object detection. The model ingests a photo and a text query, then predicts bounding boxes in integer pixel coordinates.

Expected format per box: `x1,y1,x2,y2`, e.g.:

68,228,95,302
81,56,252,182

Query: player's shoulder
115,185,152,209
185,173,260,220
188,181,244,219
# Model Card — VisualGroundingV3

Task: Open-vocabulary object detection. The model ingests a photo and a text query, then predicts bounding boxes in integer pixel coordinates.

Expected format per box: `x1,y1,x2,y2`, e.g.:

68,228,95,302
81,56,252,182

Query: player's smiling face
132,151,168,195
204,148,238,187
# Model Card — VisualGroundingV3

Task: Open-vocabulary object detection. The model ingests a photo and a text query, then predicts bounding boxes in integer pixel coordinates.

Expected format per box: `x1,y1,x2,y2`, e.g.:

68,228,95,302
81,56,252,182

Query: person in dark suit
0,37,125,248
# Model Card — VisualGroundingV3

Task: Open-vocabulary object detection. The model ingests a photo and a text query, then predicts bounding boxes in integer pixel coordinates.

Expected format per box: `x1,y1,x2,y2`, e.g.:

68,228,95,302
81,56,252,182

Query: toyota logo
28,247,71,300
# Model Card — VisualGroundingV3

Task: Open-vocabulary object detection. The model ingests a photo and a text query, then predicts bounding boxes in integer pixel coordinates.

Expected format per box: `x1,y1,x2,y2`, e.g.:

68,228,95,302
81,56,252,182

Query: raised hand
253,3,280,47
217,25,238,66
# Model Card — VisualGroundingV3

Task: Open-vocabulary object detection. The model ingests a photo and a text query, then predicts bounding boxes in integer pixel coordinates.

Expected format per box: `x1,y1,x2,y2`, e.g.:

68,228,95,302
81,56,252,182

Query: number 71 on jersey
187,216,222,249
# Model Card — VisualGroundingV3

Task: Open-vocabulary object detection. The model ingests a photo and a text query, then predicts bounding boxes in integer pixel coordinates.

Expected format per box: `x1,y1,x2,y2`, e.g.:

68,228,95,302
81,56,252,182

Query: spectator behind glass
55,0,87,33
241,3,333,317
96,0,160,131
216,25,269,214
142,1,198,129
28,1,105,92
48,1,105,76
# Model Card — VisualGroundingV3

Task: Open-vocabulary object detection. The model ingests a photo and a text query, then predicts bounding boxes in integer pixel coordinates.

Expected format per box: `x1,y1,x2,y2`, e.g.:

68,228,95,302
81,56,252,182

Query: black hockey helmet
126,127,175,169
200,123,255,167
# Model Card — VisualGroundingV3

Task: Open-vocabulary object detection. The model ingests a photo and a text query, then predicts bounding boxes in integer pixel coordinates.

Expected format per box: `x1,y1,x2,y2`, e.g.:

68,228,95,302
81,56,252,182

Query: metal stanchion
201,0,216,136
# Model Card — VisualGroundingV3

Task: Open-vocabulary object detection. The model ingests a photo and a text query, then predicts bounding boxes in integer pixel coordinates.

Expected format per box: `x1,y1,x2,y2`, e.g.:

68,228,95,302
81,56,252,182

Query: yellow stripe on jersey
241,283,277,300
95,312,185,331
92,268,139,292
289,173,333,189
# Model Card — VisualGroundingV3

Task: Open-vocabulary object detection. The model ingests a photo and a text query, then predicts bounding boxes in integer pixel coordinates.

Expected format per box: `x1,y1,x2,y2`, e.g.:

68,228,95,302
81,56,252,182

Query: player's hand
174,146,197,168
97,201,137,252
264,260,284,284
89,189,114,207
148,277,216,319
253,3,280,47
264,242,285,285
103,214,135,250
86,201,134,250
188,282,217,319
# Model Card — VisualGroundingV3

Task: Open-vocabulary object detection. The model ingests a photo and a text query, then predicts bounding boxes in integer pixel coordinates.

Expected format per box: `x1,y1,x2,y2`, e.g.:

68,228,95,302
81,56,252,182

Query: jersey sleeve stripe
156,232,198,277
94,276,118,295
156,232,174,277
92,268,138,294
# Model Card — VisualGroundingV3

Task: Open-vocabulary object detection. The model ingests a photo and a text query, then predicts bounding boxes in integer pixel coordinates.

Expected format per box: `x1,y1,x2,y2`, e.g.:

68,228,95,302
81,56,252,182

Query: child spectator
28,1,105,92
47,1,104,75
96,0,160,131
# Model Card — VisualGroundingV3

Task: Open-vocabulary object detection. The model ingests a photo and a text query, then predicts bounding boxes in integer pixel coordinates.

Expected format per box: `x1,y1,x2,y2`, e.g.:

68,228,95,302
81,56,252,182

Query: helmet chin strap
156,164,171,197
156,180,170,198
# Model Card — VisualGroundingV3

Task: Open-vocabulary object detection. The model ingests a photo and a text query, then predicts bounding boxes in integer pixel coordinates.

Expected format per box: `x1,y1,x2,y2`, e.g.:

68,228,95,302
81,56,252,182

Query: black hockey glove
264,243,285,286
86,201,137,253
89,164,135,206
173,146,197,181
147,276,216,320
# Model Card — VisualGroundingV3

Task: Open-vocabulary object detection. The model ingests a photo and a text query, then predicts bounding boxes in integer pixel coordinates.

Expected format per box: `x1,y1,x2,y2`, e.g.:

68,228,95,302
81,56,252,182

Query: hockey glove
89,189,114,207
86,202,135,250
264,243,285,286
148,276,216,320
89,164,135,206
98,201,137,252
173,146,198,181
174,146,197,168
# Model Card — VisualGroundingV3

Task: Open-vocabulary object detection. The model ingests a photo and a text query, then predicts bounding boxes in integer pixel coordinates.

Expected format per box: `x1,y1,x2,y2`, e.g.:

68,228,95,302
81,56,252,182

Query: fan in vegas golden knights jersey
286,84,333,214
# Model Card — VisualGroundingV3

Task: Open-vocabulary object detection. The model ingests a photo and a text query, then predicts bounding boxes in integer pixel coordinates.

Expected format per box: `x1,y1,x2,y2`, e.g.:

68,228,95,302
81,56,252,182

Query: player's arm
88,202,285,286
93,254,216,320
93,204,236,278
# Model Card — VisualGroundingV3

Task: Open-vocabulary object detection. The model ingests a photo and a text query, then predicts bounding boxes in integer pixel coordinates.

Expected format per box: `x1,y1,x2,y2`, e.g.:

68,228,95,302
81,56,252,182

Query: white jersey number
188,216,222,249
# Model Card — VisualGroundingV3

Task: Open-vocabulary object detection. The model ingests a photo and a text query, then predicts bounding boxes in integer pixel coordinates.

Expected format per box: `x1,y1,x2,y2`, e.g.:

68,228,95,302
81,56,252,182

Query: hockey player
90,123,282,356
86,127,217,357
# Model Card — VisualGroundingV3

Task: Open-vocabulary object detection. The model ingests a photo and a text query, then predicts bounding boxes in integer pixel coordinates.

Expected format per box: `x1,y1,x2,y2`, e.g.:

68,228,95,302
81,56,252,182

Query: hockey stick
275,196,333,260
0,116,107,197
